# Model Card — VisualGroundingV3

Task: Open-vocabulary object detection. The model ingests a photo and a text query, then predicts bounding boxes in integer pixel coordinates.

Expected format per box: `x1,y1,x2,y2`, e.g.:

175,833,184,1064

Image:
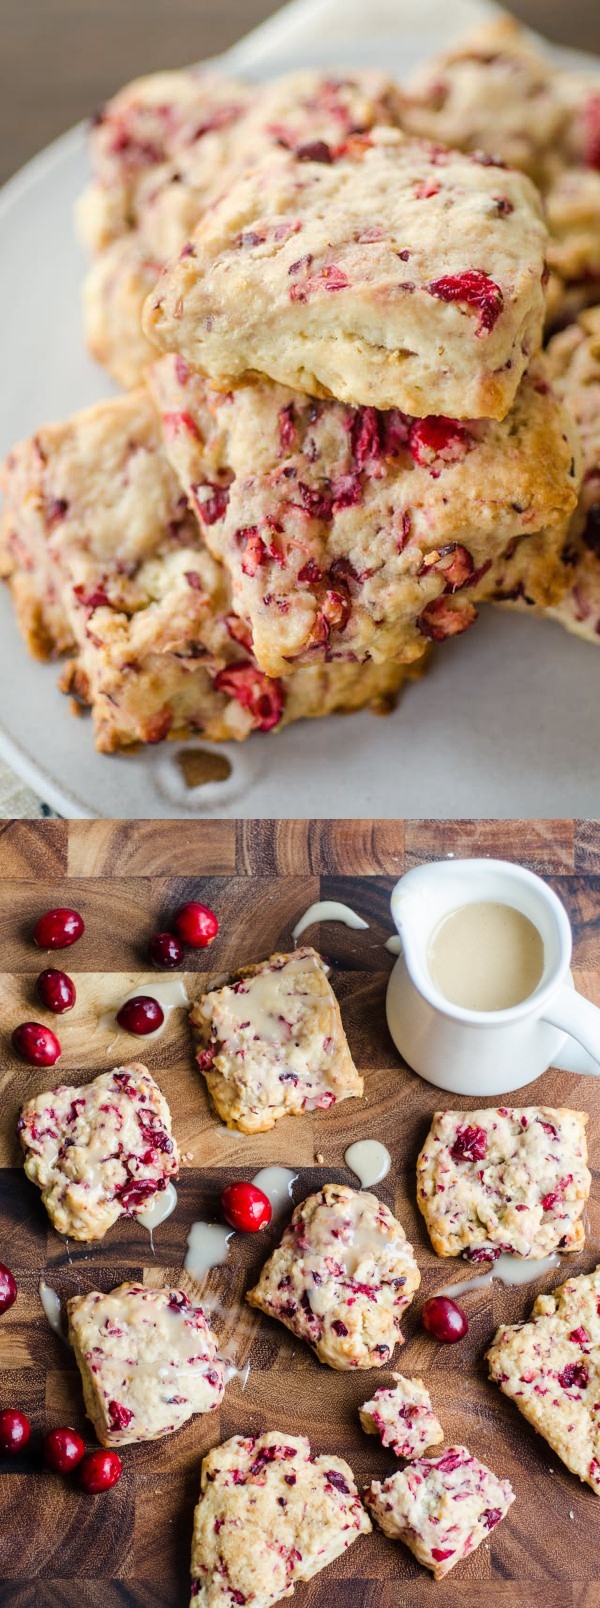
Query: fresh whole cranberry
148,931,184,969
116,996,164,1035
78,1448,122,1493
36,968,76,1014
0,1264,17,1315
174,901,219,949
44,1426,86,1473
421,1295,468,1343
221,1182,272,1233
0,1409,30,1453
33,908,84,949
12,1022,61,1066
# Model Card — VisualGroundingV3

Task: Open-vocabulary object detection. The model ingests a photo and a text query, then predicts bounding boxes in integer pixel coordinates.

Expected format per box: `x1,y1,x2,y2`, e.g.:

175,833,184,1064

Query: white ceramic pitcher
386,858,600,1096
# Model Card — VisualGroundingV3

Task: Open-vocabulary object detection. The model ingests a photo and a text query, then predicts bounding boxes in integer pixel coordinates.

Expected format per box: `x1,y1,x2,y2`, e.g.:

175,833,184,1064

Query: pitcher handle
542,986,600,1074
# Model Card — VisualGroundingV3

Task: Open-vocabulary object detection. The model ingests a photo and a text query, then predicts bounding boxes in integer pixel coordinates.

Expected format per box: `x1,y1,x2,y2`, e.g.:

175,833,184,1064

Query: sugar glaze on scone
487,1263,600,1496
365,1444,515,1579
247,1183,420,1369
359,1373,443,1459
190,1429,371,1607
18,1064,179,1240
68,1283,224,1446
417,1106,590,1261
190,947,362,1134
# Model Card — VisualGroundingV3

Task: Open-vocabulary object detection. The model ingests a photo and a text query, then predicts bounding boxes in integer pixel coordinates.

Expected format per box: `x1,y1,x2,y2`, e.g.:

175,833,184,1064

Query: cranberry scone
359,1373,443,1459
18,1064,179,1240
246,1183,420,1369
487,1263,600,1495
144,125,548,421
150,353,578,678
365,1444,515,1579
190,947,362,1135
68,1283,224,1446
417,1107,590,1261
190,1430,371,1607
544,305,600,643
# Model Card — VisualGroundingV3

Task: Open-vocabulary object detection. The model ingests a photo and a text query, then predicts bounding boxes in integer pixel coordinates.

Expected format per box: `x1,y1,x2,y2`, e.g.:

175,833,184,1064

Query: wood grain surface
0,817,599,1608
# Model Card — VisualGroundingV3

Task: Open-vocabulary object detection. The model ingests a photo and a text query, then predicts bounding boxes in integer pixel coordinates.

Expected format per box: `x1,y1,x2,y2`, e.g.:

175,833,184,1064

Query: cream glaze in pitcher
386,859,600,1096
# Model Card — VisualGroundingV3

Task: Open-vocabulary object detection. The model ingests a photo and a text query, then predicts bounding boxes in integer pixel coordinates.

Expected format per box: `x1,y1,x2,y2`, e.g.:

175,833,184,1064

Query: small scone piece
417,1106,590,1260
190,1430,371,1607
18,1064,179,1240
190,947,362,1135
359,1373,443,1459
144,126,548,421
365,1445,515,1579
68,1283,224,1446
545,305,600,644
246,1183,420,1369
487,1263,600,1495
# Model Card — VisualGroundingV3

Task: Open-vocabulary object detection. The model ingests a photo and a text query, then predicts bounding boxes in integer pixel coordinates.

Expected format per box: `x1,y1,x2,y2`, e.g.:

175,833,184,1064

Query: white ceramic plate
0,3,598,818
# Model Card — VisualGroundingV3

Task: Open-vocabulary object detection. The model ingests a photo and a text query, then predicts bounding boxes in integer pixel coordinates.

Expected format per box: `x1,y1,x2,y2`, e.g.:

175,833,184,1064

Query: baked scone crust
359,1372,443,1459
545,305,600,643
246,1183,420,1369
68,1283,224,1446
417,1106,590,1260
365,1444,515,1579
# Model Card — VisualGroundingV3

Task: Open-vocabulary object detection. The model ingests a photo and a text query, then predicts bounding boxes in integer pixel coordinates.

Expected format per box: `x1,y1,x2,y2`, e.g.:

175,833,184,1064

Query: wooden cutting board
0,816,598,1608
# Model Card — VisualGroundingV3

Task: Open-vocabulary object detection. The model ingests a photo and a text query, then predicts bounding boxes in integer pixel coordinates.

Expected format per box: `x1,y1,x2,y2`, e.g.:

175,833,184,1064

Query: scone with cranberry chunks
365,1444,515,1579
359,1373,443,1459
544,305,600,644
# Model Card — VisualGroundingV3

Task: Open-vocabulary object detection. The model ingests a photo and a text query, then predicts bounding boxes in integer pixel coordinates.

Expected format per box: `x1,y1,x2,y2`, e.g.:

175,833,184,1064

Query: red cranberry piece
173,901,219,949
44,1426,86,1473
12,1022,61,1066
450,1124,488,1163
221,1182,272,1232
148,931,185,969
427,270,504,333
116,996,164,1035
36,969,76,1014
0,1264,17,1315
296,139,332,163
214,663,285,733
558,1362,589,1390
33,908,84,949
421,1296,468,1343
78,1448,122,1493
0,1409,30,1453
418,596,478,641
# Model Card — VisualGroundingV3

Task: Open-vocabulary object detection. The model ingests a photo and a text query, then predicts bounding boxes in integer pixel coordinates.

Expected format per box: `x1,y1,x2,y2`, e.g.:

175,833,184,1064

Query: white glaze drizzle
344,1140,391,1188
292,901,369,942
251,1166,297,1216
39,1279,70,1344
385,935,402,955
137,1180,178,1243
101,976,190,1051
184,1221,234,1280
439,1251,561,1301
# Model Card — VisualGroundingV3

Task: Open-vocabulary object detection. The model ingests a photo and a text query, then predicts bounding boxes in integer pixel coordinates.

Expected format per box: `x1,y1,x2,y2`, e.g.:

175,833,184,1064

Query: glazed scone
68,1284,224,1446
150,353,578,677
359,1373,443,1459
246,1183,420,1369
365,1444,515,1579
190,947,363,1134
545,305,600,643
487,1263,600,1495
190,1430,371,1607
18,1064,179,1240
417,1107,590,1261
144,126,548,421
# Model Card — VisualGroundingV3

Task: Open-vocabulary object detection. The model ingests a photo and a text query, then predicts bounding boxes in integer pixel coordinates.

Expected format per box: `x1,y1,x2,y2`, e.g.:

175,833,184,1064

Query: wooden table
2,0,599,186
0,816,599,1607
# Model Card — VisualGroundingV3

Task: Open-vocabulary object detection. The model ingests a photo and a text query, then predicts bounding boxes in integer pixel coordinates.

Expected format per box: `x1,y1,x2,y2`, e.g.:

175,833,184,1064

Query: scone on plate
190,1430,371,1607
487,1263,600,1495
365,1444,515,1579
144,125,548,421
190,947,362,1134
150,352,579,679
68,1283,224,1446
417,1106,590,1260
359,1373,443,1459
18,1064,179,1240
246,1183,420,1369
544,305,600,643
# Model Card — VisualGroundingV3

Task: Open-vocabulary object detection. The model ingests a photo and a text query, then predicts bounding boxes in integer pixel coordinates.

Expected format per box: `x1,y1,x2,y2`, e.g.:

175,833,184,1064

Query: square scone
18,1064,179,1240
144,126,548,421
190,1430,371,1607
416,1106,590,1260
150,353,579,678
246,1183,420,1369
359,1373,443,1459
190,947,363,1135
487,1263,600,1495
68,1283,224,1446
545,305,600,644
365,1445,515,1579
